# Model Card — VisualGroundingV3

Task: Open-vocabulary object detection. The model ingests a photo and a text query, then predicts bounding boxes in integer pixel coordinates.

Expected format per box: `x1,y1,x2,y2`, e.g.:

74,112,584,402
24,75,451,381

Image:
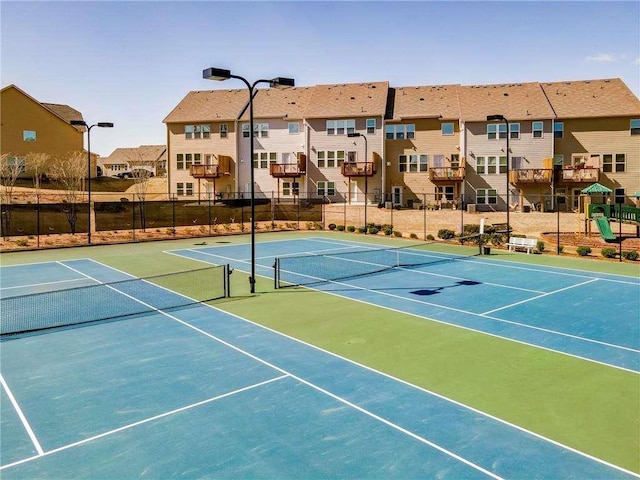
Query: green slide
594,217,618,242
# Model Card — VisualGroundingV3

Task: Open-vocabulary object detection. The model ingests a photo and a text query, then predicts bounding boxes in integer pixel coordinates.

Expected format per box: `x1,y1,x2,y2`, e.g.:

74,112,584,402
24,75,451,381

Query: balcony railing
190,164,229,179
341,162,375,177
508,169,553,184
561,167,600,183
429,167,465,182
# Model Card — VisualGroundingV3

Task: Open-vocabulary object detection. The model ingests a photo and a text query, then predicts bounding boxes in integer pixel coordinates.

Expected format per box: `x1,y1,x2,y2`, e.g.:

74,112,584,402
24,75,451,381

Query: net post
225,264,230,298
274,258,279,289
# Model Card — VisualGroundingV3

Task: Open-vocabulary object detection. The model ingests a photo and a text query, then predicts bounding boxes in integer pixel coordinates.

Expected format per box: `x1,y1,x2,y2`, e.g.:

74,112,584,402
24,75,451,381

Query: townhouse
163,78,640,211
0,84,86,176
99,145,167,178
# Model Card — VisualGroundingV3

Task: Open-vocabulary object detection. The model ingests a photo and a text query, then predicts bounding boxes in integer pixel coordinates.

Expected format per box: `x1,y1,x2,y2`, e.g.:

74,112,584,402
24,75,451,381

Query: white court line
0,278,92,293
0,374,44,455
42,259,639,477
0,375,288,470
482,278,599,315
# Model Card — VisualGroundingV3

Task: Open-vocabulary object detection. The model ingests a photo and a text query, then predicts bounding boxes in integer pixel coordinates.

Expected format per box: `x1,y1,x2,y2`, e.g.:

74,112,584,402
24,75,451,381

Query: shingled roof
390,85,461,121
239,86,314,121
303,82,389,119
104,145,166,163
458,82,555,122
163,89,249,123
540,78,640,118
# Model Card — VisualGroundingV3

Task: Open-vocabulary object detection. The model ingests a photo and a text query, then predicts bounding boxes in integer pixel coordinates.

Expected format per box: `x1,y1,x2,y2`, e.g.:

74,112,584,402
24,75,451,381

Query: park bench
506,237,538,254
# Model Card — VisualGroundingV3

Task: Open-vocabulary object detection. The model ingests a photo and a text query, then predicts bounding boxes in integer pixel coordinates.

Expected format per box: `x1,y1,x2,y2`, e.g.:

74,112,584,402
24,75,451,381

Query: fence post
37,194,41,248
423,193,427,240
172,195,176,237
132,198,136,242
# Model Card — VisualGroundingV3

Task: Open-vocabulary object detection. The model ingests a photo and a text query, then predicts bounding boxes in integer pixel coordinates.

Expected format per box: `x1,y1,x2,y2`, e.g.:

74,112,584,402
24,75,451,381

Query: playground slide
594,217,618,242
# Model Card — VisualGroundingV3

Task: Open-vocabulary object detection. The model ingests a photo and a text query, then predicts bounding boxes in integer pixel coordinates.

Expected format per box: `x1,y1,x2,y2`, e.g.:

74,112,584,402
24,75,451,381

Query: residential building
163,89,248,199
385,85,462,208
540,78,640,210
303,82,389,204
99,145,167,178
0,84,85,176
458,83,556,212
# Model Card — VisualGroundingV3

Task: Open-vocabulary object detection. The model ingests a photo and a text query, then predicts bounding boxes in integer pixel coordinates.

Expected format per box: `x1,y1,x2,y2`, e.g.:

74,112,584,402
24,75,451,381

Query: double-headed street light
347,132,368,232
70,120,114,244
486,114,510,237
203,67,294,293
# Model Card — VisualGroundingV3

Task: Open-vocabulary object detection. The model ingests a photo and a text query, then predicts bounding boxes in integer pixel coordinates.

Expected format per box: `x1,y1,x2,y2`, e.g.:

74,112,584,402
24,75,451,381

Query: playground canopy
581,183,612,194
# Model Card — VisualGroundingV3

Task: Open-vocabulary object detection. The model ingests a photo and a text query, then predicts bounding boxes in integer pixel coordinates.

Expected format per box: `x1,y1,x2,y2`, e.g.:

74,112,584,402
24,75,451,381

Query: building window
631,119,640,135
177,182,193,196
487,123,507,140
398,154,427,172
185,125,210,139
23,130,36,142
532,121,544,138
326,119,355,135
603,154,626,173
288,122,300,134
450,154,460,169
510,123,520,139
499,156,507,174
386,124,415,140
220,124,228,138
554,122,564,138
253,151,277,169
441,123,454,136
242,124,250,138
177,154,184,169
476,156,486,174
317,151,344,168
436,186,454,201
553,154,564,166
193,153,201,165
282,181,299,196
477,189,497,204
366,118,376,134
256,123,269,138
317,181,335,197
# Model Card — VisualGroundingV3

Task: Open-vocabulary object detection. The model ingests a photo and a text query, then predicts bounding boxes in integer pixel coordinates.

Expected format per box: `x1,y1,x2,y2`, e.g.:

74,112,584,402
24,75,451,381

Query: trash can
483,246,491,255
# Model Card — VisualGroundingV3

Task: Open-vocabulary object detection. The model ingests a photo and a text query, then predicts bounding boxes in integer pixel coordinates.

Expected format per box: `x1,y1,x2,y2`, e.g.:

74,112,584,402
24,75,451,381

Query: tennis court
1,235,639,478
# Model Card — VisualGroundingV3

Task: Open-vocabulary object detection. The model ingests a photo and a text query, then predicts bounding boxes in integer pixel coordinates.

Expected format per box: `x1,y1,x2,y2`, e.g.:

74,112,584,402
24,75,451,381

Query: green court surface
1,231,639,474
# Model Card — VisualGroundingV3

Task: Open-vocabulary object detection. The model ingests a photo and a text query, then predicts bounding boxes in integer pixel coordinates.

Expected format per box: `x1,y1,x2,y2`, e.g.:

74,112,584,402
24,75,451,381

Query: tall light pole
487,114,510,236
347,132,368,232
70,120,114,245
203,67,294,293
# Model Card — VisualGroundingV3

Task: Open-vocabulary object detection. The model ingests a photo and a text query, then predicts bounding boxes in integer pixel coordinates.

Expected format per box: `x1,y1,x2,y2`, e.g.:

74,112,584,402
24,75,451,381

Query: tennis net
1,265,230,336
274,237,480,288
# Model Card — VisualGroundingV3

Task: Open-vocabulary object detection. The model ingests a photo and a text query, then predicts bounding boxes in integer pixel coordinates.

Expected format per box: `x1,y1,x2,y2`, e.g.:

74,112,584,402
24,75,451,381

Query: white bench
507,237,538,254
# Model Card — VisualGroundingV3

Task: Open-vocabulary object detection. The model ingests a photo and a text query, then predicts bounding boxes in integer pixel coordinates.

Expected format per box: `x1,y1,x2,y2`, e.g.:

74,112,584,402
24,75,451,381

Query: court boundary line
0,278,92,293
0,375,289,471
0,373,44,456
5,259,637,477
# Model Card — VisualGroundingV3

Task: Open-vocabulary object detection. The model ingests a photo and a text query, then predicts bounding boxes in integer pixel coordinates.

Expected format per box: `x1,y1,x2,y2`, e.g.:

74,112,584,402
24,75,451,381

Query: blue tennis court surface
170,237,640,374
1,250,638,478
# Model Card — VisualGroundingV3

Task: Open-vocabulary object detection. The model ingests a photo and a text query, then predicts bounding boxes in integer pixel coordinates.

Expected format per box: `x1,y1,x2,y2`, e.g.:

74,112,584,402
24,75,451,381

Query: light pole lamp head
270,77,295,89
347,132,362,138
97,122,114,128
487,114,506,122
203,67,232,81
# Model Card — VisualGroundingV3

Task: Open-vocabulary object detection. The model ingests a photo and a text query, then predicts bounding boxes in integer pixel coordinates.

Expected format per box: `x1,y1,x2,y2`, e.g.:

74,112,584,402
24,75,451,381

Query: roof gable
540,78,640,118
390,85,461,121
163,89,249,123
303,82,389,119
239,86,314,121
104,145,166,163
458,82,555,122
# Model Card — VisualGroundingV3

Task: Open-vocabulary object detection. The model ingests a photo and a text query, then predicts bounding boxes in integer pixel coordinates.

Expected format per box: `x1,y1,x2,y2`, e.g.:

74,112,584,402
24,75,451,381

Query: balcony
190,155,231,179
429,167,465,182
560,166,600,183
508,169,553,184
341,162,375,177
270,154,306,178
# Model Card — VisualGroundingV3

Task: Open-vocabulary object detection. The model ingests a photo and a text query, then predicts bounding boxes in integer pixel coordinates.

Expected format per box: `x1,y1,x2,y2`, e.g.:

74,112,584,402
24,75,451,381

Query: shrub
357,226,367,234
347,225,355,232
382,224,393,236
536,240,545,253
410,233,418,239
368,226,379,235
601,247,617,259
622,250,639,261
576,246,592,256
393,231,402,237
426,234,435,241
557,245,564,254
437,228,455,240
328,223,337,230
336,225,345,231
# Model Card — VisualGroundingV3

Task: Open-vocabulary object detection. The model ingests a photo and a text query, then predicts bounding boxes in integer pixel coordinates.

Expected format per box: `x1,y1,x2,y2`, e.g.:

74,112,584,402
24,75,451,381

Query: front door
392,186,402,207
350,181,358,204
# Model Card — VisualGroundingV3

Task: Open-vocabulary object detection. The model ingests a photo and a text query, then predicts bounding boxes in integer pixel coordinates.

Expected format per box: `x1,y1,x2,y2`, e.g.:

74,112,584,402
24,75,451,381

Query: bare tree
0,153,24,239
126,149,155,231
50,151,86,234
25,152,50,198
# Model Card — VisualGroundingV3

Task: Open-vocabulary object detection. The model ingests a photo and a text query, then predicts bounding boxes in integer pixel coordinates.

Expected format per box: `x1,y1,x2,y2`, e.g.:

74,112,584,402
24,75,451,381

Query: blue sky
2,1,639,157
